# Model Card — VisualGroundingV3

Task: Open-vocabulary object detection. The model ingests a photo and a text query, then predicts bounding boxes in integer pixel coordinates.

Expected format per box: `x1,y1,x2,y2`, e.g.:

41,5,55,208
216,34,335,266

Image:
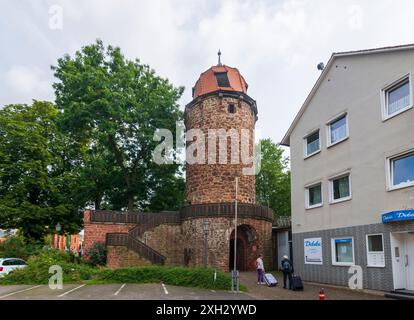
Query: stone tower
182,57,273,271
82,57,274,273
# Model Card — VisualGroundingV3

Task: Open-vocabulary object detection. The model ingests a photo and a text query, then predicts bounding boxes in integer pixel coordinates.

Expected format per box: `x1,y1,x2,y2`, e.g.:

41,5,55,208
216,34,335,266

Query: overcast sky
1,0,414,144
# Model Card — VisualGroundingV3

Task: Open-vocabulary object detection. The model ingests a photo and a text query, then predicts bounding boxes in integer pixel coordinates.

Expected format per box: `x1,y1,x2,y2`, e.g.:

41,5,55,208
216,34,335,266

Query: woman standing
255,254,265,284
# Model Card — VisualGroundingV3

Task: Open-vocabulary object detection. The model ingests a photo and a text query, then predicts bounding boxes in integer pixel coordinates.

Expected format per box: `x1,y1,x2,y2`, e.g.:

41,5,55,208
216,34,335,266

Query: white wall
290,50,414,234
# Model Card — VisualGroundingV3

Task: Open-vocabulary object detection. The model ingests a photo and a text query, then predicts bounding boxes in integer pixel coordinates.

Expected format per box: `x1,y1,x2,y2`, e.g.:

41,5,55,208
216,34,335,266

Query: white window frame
329,171,352,204
305,182,323,210
303,129,321,159
381,73,413,121
386,149,414,191
331,237,355,267
366,233,385,268
326,112,349,148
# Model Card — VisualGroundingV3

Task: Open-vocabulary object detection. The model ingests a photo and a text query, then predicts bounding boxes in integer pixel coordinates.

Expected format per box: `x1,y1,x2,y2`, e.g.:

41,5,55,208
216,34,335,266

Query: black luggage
292,275,304,291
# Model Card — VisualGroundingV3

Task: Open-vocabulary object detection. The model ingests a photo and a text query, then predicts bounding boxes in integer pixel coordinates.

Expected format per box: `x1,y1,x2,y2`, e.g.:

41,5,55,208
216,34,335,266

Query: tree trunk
127,195,134,212
108,134,134,210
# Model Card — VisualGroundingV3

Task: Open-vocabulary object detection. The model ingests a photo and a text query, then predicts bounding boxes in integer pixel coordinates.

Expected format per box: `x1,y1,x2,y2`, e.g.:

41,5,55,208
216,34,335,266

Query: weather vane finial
217,49,222,65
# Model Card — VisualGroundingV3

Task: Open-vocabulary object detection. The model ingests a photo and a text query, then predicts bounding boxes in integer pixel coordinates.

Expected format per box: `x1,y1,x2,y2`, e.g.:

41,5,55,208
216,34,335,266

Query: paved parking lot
0,283,253,300
0,272,388,300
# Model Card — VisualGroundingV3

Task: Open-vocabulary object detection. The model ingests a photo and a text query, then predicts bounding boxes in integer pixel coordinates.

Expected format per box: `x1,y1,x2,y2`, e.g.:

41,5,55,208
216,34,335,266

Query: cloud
1,0,414,143
2,65,53,105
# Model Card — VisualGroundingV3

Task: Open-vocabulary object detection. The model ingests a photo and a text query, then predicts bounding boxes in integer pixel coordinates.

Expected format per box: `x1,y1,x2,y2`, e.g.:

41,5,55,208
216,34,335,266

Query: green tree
52,40,184,211
0,101,83,242
256,138,291,217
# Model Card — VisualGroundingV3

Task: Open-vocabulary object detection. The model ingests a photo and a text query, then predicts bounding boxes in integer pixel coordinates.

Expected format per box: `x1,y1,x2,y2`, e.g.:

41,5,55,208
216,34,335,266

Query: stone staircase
106,232,166,265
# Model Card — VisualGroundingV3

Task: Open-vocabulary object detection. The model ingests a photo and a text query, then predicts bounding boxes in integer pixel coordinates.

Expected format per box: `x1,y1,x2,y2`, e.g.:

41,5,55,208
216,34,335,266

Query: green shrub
0,246,243,291
93,266,243,291
0,248,96,285
0,236,43,260
87,242,107,266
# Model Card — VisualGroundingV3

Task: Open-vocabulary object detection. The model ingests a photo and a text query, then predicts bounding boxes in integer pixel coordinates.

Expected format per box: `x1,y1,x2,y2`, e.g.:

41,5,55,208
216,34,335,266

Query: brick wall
83,210,135,258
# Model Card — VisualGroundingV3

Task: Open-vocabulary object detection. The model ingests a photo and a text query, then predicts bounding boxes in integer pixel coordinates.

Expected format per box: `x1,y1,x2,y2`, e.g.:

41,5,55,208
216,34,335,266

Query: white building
281,44,414,294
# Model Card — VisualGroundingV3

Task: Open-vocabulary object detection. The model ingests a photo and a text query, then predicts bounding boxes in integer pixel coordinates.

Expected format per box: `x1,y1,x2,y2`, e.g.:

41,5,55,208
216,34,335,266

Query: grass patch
89,266,246,291
0,249,245,291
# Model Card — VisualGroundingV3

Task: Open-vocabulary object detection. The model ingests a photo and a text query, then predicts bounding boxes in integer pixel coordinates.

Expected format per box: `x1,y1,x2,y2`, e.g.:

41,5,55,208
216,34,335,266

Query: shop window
331,237,355,266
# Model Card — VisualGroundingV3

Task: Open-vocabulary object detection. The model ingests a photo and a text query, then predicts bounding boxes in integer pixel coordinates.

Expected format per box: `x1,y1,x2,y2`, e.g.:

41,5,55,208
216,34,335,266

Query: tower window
228,104,235,114
215,72,230,87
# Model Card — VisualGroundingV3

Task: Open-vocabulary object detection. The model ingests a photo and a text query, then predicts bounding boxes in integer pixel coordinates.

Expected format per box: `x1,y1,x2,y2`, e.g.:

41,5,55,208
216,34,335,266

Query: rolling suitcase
292,274,304,291
264,273,278,287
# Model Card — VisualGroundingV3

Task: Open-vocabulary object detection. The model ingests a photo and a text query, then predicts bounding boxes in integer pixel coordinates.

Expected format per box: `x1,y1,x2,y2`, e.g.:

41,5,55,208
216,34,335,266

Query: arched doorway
229,225,258,271
229,237,246,271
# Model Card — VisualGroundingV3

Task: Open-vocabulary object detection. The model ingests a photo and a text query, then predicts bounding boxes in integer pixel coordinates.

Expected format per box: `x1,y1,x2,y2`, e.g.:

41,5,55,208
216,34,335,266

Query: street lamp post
203,220,209,268
55,223,61,250
232,176,239,292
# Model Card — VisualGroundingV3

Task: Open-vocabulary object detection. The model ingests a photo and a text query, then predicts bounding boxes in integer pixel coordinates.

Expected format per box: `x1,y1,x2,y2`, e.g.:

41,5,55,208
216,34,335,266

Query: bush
0,248,97,285
0,252,242,291
0,236,43,260
92,266,243,291
87,242,107,267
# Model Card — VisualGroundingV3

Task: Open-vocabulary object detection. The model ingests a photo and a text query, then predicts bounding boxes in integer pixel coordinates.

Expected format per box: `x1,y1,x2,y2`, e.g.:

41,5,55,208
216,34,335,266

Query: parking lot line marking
114,283,126,296
58,284,86,297
162,283,169,295
0,285,43,299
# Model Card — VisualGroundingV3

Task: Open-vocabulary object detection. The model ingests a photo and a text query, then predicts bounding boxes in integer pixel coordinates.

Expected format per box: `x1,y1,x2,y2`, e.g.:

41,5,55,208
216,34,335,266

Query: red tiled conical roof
192,64,248,99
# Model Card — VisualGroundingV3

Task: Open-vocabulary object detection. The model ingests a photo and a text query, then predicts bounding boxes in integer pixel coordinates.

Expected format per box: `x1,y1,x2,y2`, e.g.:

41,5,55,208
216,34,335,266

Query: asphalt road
0,283,253,300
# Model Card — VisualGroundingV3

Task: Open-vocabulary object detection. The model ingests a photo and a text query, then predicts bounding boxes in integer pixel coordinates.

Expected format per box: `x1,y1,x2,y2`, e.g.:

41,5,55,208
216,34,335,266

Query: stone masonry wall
84,210,273,271
181,217,273,272
107,246,152,269
185,96,256,205
140,224,184,266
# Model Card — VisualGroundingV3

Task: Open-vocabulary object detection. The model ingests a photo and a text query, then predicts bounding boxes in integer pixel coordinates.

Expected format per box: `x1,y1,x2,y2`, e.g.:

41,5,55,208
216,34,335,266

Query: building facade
281,45,414,292
83,60,273,272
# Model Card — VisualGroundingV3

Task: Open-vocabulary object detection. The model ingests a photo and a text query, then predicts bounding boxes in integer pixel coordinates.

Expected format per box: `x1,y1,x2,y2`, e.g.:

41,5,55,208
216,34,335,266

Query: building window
228,104,235,114
331,237,355,266
388,151,414,190
329,173,351,203
382,74,412,120
305,183,322,209
304,130,320,158
327,113,348,147
215,72,230,87
366,234,385,267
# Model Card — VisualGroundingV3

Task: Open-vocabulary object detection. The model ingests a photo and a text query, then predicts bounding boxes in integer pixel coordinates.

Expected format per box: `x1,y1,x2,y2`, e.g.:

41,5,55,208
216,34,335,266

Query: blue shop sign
382,210,414,223
335,238,352,243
